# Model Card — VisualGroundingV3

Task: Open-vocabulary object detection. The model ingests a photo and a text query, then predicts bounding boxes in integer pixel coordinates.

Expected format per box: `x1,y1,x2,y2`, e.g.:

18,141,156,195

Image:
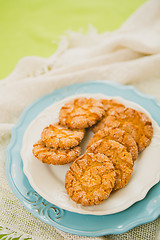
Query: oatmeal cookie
32,140,81,165
65,152,116,206
92,108,153,152
59,97,105,129
41,122,85,149
87,127,138,162
87,139,133,191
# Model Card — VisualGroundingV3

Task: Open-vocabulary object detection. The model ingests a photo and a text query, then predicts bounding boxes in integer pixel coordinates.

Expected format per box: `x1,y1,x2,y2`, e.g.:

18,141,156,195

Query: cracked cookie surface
59,97,105,129
87,139,133,191
32,140,81,165
101,99,125,115
87,127,138,162
92,107,153,152
65,152,116,206
41,122,85,149
92,99,125,132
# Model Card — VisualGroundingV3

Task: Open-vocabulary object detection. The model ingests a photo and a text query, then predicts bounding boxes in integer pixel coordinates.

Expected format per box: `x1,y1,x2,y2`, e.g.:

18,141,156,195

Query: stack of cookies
32,123,84,165
32,97,153,207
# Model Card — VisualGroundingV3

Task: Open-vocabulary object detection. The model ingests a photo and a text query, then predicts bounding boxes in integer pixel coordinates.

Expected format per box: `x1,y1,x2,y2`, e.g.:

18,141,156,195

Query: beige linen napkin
0,0,160,239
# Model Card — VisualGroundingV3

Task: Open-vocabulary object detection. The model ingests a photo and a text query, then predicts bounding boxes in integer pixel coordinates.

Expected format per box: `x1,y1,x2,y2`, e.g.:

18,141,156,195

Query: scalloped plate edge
5,80,160,236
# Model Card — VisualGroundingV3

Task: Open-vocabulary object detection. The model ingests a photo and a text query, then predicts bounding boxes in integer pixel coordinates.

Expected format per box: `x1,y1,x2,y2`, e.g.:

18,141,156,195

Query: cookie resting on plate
92,107,153,152
87,127,138,162
32,140,81,165
59,97,105,129
92,99,125,133
65,152,116,206
101,99,126,115
87,139,134,191
41,122,85,149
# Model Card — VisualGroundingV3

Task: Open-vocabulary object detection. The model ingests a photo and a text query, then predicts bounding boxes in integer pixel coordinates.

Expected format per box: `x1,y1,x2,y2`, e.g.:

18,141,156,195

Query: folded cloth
0,0,160,239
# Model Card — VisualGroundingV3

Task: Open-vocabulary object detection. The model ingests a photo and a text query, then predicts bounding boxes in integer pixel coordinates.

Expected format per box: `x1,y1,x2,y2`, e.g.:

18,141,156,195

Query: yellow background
0,0,146,79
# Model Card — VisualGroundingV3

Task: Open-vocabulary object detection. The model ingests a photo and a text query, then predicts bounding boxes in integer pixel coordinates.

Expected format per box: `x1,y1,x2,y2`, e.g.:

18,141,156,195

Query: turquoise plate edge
5,80,160,237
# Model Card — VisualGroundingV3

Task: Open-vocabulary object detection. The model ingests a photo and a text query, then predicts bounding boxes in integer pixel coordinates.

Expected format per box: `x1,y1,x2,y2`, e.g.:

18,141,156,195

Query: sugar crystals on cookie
59,97,105,129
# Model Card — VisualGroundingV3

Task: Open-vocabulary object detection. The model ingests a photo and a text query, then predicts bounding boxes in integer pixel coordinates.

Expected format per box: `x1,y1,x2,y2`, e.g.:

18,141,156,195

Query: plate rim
5,80,160,237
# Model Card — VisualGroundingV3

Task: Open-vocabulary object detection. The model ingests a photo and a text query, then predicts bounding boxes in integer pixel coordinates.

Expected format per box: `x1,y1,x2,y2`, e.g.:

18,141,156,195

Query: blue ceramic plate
5,81,160,237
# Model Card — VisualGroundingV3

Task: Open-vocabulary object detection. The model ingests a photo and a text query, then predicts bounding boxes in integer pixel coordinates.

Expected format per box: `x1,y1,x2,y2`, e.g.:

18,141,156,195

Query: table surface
0,0,146,80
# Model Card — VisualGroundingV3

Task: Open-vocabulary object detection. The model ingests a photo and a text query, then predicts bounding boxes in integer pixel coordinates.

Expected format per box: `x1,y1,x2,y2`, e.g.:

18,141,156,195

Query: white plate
21,93,160,215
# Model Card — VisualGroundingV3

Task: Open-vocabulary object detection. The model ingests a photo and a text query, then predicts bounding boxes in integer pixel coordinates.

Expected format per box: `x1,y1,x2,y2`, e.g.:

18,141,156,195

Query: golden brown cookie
65,152,116,206
92,107,153,152
41,122,85,149
92,99,125,133
87,127,138,162
101,99,125,115
87,139,133,191
59,97,105,129
32,140,81,165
